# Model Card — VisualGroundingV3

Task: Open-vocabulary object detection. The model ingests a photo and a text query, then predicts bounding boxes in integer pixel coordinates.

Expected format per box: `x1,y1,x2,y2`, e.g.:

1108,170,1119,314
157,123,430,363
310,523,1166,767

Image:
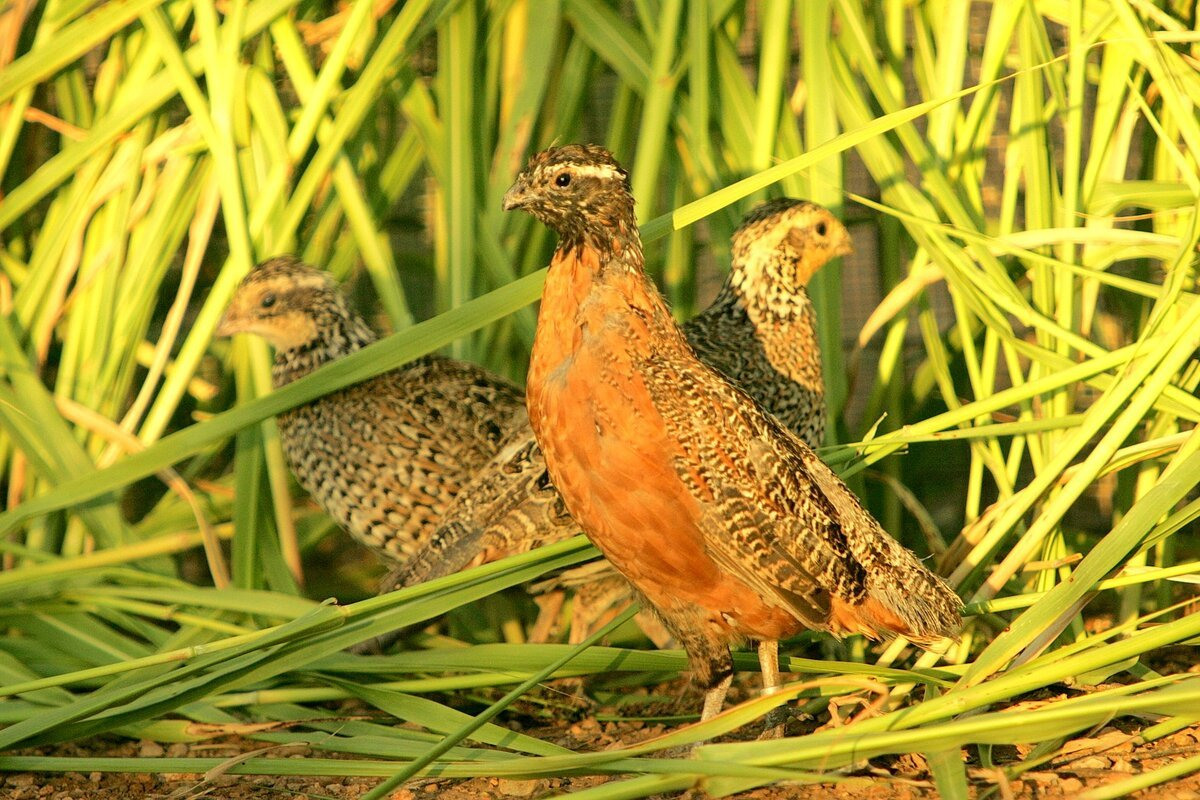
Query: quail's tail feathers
834,537,962,648
861,540,963,647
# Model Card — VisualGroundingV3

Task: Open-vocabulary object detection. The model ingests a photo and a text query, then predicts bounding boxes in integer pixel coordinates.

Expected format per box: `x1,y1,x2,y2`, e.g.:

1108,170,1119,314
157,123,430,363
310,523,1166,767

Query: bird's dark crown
503,144,636,249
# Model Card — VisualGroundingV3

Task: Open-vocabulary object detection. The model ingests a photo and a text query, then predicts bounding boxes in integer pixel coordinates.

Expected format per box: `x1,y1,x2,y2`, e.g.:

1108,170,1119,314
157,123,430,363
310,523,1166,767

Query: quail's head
731,199,852,293
502,144,634,242
216,256,344,351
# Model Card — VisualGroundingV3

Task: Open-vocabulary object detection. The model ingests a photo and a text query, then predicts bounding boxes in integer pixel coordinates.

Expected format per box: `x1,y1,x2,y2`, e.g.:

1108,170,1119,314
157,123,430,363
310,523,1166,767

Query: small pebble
1059,778,1084,793
496,779,539,797
137,740,164,758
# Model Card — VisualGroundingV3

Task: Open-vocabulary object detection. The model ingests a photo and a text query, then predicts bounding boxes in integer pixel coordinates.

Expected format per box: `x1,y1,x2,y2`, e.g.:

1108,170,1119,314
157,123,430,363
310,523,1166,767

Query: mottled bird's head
503,144,635,246
729,199,852,303
216,256,357,352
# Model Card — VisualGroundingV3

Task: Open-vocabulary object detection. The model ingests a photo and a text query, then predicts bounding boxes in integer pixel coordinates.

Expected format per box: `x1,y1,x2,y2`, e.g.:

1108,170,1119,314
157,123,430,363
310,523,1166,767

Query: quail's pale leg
758,639,787,739
700,672,734,723
759,639,781,691
528,590,567,643
645,669,732,759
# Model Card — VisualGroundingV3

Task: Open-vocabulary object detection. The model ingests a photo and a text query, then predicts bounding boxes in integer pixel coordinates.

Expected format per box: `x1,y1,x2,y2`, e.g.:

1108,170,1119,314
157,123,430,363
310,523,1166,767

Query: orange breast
528,247,803,642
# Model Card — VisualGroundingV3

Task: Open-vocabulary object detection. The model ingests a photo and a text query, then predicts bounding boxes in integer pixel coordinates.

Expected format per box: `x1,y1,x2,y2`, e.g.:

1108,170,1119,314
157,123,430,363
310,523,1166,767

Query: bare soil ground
7,681,1200,800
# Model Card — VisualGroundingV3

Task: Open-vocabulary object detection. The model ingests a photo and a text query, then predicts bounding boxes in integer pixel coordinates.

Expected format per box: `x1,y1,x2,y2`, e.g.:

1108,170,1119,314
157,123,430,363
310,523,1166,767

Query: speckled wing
788,440,964,642
643,360,867,631
283,355,527,562
386,424,577,589
646,355,961,643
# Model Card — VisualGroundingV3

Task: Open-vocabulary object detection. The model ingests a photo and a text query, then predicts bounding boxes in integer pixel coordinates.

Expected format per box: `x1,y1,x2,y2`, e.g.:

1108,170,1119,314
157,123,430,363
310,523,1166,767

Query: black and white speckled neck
270,295,377,387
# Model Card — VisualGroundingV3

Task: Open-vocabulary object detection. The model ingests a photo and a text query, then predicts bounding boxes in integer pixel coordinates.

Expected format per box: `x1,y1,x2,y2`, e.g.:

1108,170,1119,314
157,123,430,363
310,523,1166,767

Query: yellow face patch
739,204,852,289
217,276,321,351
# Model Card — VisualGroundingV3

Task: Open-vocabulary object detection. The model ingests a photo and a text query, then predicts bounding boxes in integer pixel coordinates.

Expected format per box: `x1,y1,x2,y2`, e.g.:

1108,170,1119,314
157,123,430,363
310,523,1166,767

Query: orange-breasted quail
503,143,962,724
392,199,853,607
216,256,527,563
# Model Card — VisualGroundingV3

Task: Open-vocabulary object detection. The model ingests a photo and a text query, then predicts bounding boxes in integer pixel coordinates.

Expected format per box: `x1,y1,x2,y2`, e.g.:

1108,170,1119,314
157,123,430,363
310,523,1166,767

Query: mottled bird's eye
815,222,827,237
261,293,277,309
555,172,572,187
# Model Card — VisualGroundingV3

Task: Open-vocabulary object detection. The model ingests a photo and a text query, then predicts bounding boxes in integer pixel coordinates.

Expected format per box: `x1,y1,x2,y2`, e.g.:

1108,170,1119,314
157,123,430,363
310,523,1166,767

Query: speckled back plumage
505,144,961,699
217,256,527,562
391,198,850,593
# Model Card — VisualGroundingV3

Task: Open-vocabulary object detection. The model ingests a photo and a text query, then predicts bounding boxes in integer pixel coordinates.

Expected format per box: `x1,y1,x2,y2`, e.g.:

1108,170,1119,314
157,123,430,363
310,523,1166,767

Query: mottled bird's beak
214,308,240,338
835,239,854,258
502,181,530,211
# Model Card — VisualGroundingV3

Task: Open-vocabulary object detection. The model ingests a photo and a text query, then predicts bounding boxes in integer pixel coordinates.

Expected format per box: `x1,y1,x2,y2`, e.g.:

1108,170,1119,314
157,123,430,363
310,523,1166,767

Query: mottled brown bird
694,197,851,446
502,144,962,723
216,256,527,563
392,199,852,608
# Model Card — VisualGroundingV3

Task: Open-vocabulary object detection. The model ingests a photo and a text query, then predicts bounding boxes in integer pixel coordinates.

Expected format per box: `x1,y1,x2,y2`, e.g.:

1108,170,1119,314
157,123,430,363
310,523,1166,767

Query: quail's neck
711,279,824,389
272,307,377,387
556,204,640,267
727,264,818,319
578,217,663,305
534,209,683,372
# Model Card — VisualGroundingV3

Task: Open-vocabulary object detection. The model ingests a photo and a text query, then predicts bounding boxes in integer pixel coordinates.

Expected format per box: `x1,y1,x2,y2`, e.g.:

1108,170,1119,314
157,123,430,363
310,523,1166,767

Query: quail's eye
260,293,277,309
555,172,572,187
815,222,828,237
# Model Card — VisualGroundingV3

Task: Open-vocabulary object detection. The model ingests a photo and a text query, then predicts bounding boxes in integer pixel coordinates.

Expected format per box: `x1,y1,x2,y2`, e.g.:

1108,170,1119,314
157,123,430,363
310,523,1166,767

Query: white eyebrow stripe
566,163,623,181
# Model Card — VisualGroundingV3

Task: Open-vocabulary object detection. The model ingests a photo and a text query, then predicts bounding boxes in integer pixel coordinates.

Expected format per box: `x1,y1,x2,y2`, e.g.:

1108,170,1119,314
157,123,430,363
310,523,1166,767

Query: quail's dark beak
502,180,530,211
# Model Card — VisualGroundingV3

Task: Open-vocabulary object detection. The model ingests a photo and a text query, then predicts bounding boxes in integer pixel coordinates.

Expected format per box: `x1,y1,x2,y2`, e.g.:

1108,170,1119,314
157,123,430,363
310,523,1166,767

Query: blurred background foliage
1,0,1200,796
